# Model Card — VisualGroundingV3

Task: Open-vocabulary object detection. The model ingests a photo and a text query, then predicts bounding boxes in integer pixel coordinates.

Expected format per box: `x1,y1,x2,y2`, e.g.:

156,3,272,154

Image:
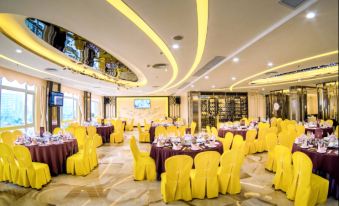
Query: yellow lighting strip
166,0,208,90
0,14,146,87
230,50,338,91
250,65,338,85
216,74,338,91
106,0,178,92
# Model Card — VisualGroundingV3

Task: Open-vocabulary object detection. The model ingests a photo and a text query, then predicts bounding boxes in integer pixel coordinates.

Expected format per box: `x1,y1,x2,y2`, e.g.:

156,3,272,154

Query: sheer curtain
248,92,266,119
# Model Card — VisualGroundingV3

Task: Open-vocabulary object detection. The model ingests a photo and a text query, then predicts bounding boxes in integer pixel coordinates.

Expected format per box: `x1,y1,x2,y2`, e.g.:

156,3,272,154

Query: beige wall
307,93,318,115
116,97,168,126
180,94,188,124
248,92,266,119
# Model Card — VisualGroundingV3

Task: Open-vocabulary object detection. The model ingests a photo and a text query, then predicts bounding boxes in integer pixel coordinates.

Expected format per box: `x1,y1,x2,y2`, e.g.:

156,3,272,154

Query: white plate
191,147,201,151
317,150,326,153
207,145,217,148
156,145,164,148
300,145,309,149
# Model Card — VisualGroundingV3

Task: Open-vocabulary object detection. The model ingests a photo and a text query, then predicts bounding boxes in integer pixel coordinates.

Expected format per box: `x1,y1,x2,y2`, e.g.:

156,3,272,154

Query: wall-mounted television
49,91,64,107
134,99,151,109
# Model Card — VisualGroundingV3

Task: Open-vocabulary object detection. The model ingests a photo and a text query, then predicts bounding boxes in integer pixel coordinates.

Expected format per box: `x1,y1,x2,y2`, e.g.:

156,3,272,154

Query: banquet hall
0,0,338,205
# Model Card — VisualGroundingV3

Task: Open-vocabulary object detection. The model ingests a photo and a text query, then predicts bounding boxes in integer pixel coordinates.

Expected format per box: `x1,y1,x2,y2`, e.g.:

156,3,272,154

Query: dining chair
0,143,18,183
178,126,186,137
223,132,234,151
217,149,244,194
129,136,155,181
66,137,91,176
190,121,197,135
286,152,329,206
87,136,98,170
206,125,211,136
161,155,193,203
52,127,62,135
278,131,289,148
87,126,103,148
295,125,305,137
137,123,150,142
12,130,23,139
143,119,151,131
13,145,51,189
125,119,134,131
265,133,278,172
155,126,166,138
191,151,220,199
211,127,218,137
110,120,124,143
273,145,292,192
74,127,86,150
244,129,257,155
166,125,178,137
255,126,268,152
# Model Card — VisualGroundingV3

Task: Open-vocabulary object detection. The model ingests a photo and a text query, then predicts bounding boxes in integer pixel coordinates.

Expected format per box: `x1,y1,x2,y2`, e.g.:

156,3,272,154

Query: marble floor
0,130,337,206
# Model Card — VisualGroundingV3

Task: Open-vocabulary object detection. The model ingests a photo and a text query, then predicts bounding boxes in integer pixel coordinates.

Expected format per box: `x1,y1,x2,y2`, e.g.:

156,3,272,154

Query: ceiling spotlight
306,11,316,19
172,44,180,49
262,88,265,91
191,84,194,88
231,77,236,81
15,49,22,53
211,85,216,88
204,76,209,79
232,57,239,62
165,68,168,72
267,62,273,67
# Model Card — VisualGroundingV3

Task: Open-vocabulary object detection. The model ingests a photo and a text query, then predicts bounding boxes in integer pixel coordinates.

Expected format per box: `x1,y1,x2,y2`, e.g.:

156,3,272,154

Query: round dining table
150,141,223,179
149,125,191,143
292,143,339,199
25,139,78,176
96,125,114,143
218,127,256,140
305,127,334,138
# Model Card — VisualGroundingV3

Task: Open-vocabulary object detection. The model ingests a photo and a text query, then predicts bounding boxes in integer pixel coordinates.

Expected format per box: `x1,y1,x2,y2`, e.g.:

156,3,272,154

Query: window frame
0,77,35,131
61,94,79,123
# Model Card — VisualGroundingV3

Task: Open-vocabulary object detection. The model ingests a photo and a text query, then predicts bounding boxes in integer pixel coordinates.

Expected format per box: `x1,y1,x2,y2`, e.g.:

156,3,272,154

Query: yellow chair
110,119,116,127
223,132,234,151
278,131,289,148
206,125,212,136
74,127,86,150
325,119,333,127
161,155,193,203
13,145,51,189
190,121,197,135
110,120,124,143
287,124,296,132
104,119,110,125
265,133,278,172
144,119,151,131
178,126,186,137
66,137,91,176
335,126,338,137
0,143,18,183
155,126,166,138
87,137,98,170
244,129,257,155
211,127,218,137
137,123,150,142
286,152,329,206
273,145,292,192
268,126,278,135
218,149,244,194
166,125,178,137
190,151,220,199
52,127,62,135
65,127,75,136
12,130,23,139
296,125,305,137
87,126,103,148
0,131,15,147
129,136,156,180
287,128,297,151
254,126,268,153
125,119,134,131
231,135,244,151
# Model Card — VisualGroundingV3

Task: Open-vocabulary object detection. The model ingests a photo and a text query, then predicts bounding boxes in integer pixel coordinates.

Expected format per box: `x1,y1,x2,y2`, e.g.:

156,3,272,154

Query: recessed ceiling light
204,76,209,79
211,85,216,88
231,77,236,81
232,57,239,62
262,88,265,91
15,49,22,53
306,11,316,19
267,62,273,67
172,44,180,49
191,85,194,88
165,68,168,72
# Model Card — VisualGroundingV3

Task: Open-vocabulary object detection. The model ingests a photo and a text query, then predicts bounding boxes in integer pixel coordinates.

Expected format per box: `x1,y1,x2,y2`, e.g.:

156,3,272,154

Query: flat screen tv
49,91,64,106
134,99,150,109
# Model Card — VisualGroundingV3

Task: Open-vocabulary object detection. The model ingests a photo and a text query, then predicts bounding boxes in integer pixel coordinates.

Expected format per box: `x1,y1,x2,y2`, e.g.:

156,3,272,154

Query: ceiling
0,0,337,96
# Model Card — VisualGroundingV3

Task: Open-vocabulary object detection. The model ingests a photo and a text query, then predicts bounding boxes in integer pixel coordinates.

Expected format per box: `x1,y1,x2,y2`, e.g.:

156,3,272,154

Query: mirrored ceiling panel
25,18,138,82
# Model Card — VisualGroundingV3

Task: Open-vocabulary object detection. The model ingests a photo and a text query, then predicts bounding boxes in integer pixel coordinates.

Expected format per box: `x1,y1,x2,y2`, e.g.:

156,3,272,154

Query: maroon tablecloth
26,139,78,176
149,126,191,143
218,128,256,140
96,126,114,143
292,144,339,199
150,141,223,179
305,127,334,138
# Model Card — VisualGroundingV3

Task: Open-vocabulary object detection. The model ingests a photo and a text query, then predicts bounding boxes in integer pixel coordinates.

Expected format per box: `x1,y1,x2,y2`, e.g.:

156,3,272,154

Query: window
62,94,78,122
0,77,35,131
91,100,99,118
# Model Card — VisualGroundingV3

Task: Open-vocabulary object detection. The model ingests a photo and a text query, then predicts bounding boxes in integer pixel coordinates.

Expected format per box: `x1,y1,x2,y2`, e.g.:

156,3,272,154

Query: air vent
45,68,58,72
192,56,225,77
280,0,307,9
264,71,279,76
152,63,167,69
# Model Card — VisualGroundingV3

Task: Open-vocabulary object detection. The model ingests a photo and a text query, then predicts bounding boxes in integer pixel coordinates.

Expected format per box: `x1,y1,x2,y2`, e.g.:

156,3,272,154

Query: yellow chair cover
13,145,51,189
0,143,18,183
110,120,124,143
287,129,297,151
190,121,197,135
335,126,338,137
244,129,257,155
0,131,15,147
12,130,23,139
53,127,62,135
231,135,245,154
325,119,333,127
137,124,150,142
273,145,292,192
218,150,244,194
190,151,220,199
178,126,186,137
296,125,305,137
74,127,86,150
166,125,178,137
286,152,329,206
206,126,211,136
161,155,193,203
211,127,218,137
265,133,278,172
87,137,98,170
87,126,103,148
223,132,234,151
65,127,75,136
278,131,289,148
155,126,166,138
130,136,156,181
125,119,134,131
66,137,91,176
